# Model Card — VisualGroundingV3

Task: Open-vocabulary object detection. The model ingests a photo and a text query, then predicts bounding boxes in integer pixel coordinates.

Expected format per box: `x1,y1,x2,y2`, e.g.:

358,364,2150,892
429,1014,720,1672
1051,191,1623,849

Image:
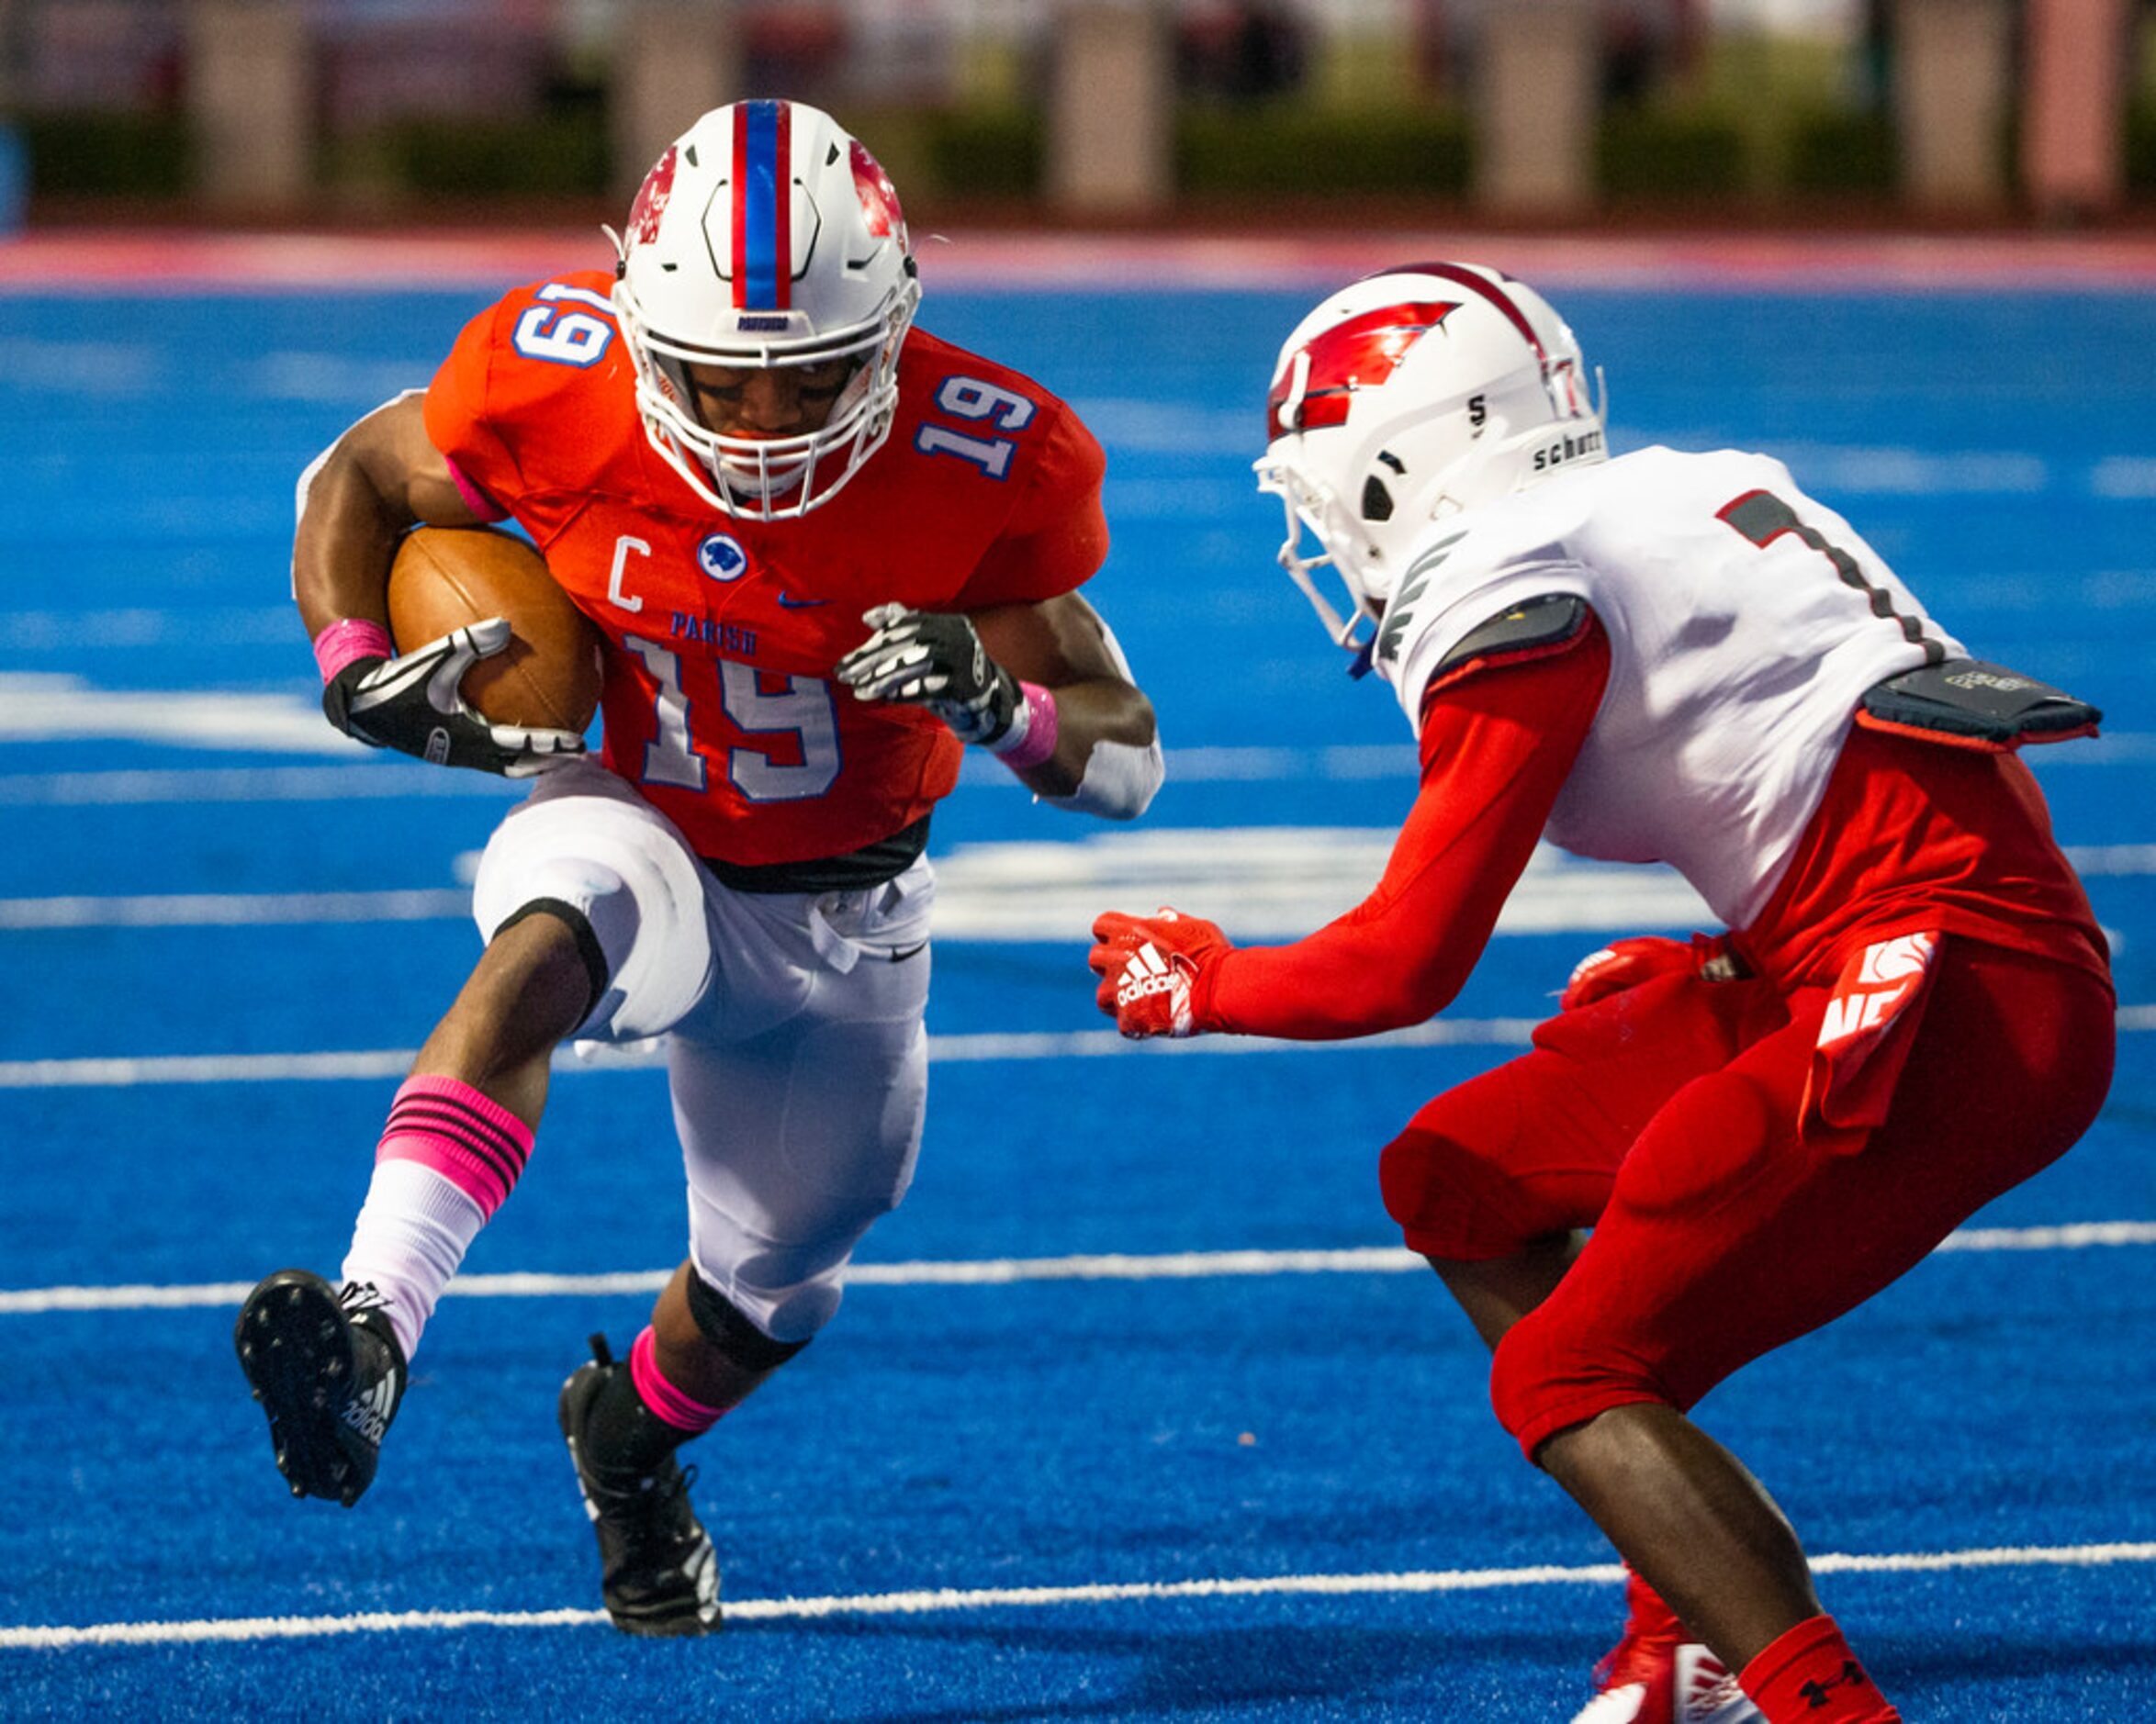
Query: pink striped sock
629,1326,729,1435
376,1075,533,1219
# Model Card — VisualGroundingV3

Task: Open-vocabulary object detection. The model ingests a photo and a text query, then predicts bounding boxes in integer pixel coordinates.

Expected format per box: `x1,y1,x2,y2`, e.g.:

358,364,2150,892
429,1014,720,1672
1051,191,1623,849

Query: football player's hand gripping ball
836,603,1021,746
1089,908,1232,1039
322,616,587,778
1559,932,1737,1011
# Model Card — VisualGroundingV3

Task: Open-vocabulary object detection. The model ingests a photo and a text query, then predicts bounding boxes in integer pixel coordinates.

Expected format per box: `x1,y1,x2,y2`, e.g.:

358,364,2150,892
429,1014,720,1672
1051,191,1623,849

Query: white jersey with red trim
1373,445,1966,927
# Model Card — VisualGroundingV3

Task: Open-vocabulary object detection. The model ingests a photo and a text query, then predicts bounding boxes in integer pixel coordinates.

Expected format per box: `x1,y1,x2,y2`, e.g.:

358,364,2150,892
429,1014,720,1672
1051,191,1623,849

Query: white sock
340,1159,487,1361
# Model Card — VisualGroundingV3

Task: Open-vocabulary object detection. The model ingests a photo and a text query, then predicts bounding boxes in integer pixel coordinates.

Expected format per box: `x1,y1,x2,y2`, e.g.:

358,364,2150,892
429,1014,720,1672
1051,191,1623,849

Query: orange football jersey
422,270,1108,865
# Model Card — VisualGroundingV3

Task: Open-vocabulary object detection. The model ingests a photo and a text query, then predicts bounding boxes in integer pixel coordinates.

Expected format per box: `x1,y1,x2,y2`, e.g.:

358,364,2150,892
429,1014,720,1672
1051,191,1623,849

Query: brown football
387,526,604,733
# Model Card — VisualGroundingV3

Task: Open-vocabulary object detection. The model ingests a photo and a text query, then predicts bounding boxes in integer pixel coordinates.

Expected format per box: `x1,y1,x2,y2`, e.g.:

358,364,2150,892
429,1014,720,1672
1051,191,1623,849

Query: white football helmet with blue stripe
612,100,921,519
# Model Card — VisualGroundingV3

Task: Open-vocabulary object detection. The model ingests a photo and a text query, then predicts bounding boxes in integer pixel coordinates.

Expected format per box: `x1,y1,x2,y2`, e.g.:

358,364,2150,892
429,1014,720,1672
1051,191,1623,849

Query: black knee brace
685,1271,811,1373
492,897,611,1021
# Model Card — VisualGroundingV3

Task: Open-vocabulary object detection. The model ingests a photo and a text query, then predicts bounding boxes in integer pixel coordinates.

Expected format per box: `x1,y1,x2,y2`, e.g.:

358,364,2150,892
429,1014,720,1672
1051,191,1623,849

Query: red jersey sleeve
422,300,525,518
954,401,1109,609
420,273,625,523
1194,621,1612,1039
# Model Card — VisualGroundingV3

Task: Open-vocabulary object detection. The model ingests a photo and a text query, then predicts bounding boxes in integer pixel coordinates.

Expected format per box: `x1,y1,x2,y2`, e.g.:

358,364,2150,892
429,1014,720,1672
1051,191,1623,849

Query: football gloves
1559,932,1739,1011
1088,907,1232,1039
836,603,1021,747
322,616,586,778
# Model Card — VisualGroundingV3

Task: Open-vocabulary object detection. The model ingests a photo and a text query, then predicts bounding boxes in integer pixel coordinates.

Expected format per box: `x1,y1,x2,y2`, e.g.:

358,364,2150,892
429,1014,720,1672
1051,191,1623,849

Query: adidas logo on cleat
341,1372,399,1446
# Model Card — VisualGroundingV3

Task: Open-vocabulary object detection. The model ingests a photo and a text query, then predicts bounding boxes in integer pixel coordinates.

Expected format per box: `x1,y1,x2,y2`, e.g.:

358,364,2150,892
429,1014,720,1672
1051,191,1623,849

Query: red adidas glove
1088,908,1232,1039
1560,933,1735,1012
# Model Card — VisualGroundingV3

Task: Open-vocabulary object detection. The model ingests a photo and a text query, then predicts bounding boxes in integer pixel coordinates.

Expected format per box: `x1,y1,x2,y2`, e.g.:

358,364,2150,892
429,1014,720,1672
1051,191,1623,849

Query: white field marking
2061,844,2156,876
12,828,2155,940
0,733,2148,802
0,765,521,805
0,1017,1548,1091
0,675,365,755
1761,443,2051,496
1069,409,2094,497
928,830,1712,942
0,336,161,393
0,747,1420,805
0,890,472,930
250,352,432,405
4,831,1710,941
7,1542,2155,1650
0,607,294,651
6,1001,2155,1092
0,745,1427,803
6,1226,2152,1316
2027,732,2156,766
2092,456,2156,498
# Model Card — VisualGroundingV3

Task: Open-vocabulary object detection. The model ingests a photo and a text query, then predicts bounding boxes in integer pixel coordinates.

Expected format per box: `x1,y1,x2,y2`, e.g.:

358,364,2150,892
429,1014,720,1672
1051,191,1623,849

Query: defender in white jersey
1090,263,2112,1724
1376,443,1966,930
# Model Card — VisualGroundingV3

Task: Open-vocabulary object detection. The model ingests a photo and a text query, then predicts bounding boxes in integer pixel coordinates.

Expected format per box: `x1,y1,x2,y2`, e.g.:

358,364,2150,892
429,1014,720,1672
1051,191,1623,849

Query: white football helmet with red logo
612,100,920,519
1254,262,1606,660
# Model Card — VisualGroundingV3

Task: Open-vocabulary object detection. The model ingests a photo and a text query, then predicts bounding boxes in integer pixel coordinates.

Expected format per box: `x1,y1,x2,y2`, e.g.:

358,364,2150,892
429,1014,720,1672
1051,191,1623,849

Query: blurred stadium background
0,0,2148,233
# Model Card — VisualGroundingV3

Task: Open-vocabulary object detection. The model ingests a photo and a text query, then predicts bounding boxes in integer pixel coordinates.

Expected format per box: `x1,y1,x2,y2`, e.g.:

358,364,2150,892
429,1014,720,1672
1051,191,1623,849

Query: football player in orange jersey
235,101,1161,1636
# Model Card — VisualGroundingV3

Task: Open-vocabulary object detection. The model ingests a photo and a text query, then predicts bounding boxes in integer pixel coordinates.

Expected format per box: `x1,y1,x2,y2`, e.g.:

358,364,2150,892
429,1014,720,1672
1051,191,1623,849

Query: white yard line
6,1540,2151,1651
4,1226,2150,1317
6,1002,2154,1091
0,1018,1546,1091
0,730,2148,805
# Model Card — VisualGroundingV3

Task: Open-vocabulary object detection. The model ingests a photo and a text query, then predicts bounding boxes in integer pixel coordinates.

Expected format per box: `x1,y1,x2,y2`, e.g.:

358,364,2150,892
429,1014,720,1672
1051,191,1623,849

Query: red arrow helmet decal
1268,301,1462,438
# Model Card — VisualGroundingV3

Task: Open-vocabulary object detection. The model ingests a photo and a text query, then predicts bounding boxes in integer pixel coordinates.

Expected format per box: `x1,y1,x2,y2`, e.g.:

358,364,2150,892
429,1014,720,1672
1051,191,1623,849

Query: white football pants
471,758,933,1344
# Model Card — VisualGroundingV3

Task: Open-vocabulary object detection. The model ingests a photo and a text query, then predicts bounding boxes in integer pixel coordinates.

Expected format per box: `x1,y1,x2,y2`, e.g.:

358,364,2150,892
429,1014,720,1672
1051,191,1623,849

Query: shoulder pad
1432,594,1591,679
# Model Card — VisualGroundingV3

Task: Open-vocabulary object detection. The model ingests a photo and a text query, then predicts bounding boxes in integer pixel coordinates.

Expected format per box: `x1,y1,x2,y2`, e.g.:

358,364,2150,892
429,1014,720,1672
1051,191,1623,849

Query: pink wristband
312,618,394,683
992,681,1060,770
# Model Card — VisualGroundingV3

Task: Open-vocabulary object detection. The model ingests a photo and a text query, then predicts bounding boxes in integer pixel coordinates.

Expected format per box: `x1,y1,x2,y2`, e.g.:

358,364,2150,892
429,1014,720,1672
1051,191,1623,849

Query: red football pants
1377,938,2114,1458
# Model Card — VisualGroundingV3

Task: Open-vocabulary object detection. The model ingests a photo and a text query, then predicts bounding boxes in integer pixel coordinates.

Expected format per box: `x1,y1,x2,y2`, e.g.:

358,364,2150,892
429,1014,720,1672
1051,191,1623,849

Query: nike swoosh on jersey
776,592,831,609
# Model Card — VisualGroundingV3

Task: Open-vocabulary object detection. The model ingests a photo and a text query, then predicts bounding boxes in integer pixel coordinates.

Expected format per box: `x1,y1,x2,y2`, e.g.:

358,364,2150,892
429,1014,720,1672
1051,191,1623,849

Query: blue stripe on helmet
739,101,781,309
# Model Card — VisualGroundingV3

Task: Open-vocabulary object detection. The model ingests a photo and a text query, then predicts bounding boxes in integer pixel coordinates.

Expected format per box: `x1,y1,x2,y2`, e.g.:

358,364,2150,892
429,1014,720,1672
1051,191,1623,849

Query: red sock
1740,1615,1900,1723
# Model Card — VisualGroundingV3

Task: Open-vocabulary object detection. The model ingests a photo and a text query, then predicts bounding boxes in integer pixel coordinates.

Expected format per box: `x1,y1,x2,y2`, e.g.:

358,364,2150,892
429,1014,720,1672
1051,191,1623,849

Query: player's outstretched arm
1091,628,1612,1042
837,592,1162,818
294,392,584,777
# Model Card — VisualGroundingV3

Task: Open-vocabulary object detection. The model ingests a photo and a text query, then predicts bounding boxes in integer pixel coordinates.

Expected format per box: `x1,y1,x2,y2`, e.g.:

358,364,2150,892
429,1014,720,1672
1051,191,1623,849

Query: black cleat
235,1270,407,1508
559,1335,722,1636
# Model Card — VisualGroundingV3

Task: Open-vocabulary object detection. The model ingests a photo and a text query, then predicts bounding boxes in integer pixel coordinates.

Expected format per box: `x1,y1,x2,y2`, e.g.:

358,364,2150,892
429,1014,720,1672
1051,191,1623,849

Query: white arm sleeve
1038,612,1163,821
1040,734,1164,821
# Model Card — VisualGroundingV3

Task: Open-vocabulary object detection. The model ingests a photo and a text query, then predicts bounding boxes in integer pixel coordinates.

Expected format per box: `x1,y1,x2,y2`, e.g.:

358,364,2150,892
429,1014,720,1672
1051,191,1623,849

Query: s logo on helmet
1268,302,1460,437
626,144,679,249
697,532,748,581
